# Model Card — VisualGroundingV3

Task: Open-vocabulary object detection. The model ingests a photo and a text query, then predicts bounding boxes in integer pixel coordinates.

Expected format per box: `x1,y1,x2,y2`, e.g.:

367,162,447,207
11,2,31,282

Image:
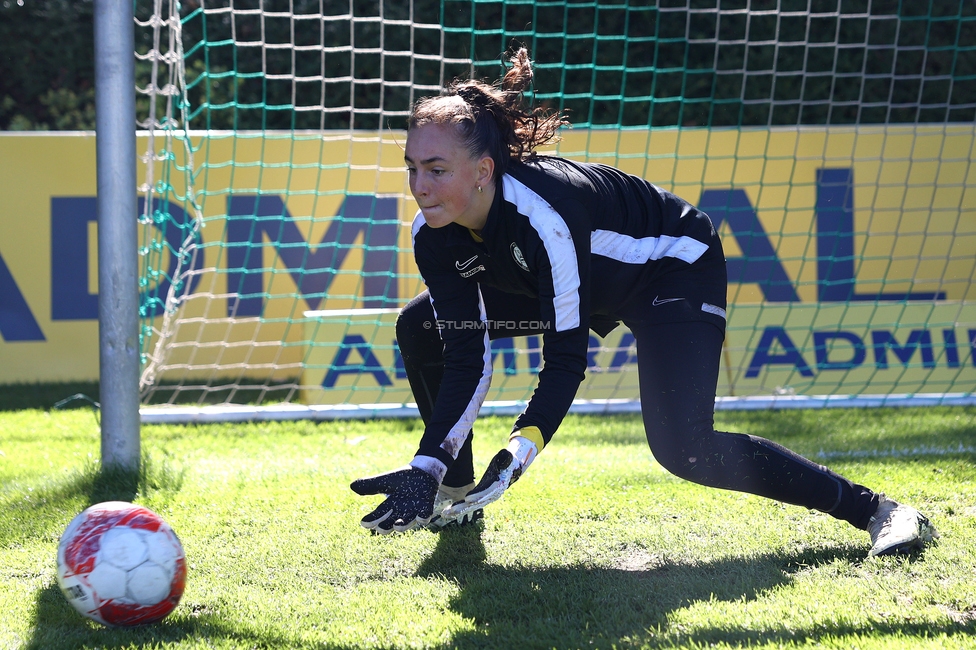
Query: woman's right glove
350,466,439,534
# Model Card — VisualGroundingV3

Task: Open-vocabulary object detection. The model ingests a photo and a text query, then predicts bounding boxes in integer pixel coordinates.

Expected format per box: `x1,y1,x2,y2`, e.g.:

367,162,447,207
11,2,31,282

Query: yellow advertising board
299,303,976,406
0,133,101,382
0,127,973,402
723,302,976,397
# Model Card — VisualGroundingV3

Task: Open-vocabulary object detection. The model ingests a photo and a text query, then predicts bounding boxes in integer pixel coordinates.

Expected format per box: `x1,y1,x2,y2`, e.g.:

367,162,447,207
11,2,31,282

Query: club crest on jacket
511,243,530,271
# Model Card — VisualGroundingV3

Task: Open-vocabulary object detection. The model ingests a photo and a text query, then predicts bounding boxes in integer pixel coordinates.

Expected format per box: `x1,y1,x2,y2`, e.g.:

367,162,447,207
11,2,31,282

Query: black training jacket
409,156,722,473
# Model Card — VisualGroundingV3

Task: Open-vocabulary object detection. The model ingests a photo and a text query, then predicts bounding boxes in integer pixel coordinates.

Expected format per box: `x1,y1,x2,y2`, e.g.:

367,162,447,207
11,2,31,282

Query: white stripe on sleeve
591,229,708,265
410,210,426,243
502,175,582,332
436,285,493,461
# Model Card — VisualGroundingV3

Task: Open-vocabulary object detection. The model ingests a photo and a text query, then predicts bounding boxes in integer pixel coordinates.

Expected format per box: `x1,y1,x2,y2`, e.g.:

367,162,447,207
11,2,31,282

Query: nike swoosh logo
455,255,479,271
652,296,684,306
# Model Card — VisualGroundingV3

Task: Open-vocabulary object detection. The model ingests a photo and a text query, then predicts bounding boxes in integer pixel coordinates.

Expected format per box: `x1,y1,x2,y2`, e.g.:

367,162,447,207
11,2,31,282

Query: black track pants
631,318,879,530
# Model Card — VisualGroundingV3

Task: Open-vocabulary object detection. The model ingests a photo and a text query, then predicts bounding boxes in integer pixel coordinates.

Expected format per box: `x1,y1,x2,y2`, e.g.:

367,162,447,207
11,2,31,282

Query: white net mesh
135,1,976,418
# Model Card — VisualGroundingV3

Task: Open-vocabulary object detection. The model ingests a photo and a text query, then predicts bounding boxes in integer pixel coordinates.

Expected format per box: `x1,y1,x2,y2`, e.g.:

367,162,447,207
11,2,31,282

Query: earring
477,185,483,193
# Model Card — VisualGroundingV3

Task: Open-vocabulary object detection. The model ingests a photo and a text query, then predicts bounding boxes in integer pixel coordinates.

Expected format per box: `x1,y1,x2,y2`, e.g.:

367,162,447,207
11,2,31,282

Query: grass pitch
1,400,975,649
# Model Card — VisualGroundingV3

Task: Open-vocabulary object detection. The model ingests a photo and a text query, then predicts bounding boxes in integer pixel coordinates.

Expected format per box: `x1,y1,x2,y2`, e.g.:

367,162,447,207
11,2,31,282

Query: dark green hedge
2,0,973,131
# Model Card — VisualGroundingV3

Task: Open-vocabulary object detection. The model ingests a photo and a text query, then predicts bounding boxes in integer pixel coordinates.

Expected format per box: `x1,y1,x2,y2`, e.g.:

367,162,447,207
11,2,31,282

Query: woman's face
404,122,492,230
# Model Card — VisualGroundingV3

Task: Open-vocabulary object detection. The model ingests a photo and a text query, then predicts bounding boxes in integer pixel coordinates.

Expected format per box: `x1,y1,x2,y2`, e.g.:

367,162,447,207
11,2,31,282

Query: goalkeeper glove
441,432,540,521
350,466,439,534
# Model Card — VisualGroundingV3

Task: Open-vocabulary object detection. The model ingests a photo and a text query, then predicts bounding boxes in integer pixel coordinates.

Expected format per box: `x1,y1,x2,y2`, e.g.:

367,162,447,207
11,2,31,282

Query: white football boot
441,449,522,523
867,495,939,557
427,481,482,528
436,438,537,527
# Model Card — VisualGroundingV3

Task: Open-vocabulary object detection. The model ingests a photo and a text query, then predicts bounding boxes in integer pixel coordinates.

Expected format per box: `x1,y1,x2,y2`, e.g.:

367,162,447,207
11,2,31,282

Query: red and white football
56,501,186,627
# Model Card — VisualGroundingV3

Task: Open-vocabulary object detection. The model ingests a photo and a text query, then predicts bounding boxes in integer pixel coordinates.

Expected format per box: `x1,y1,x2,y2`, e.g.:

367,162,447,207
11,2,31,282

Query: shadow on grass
0,382,101,411
21,454,202,649
416,528,972,649
0,379,307,411
2,454,186,548
24,582,311,650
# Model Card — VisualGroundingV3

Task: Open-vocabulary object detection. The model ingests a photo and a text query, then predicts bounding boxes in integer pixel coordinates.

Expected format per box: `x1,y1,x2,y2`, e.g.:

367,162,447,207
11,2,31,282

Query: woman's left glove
441,431,540,522
350,466,439,534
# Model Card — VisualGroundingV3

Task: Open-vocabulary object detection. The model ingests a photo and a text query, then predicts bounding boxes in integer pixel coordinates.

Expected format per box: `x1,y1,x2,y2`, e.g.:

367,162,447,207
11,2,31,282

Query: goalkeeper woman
351,48,937,557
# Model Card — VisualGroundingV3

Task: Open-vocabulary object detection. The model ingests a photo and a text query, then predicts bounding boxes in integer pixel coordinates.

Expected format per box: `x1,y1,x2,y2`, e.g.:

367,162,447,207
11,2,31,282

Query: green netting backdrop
135,1,976,413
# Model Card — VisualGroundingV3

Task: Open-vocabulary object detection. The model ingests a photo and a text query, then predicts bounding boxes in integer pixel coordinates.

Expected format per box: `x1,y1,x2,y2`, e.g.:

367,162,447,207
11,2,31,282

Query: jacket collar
477,178,505,244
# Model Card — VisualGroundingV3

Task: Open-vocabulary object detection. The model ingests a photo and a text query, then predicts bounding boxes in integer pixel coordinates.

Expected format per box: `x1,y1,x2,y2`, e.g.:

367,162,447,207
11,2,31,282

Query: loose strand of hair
498,48,568,160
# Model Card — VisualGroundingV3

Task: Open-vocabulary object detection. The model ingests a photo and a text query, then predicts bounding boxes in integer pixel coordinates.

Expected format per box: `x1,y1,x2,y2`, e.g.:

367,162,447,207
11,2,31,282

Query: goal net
135,0,976,421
